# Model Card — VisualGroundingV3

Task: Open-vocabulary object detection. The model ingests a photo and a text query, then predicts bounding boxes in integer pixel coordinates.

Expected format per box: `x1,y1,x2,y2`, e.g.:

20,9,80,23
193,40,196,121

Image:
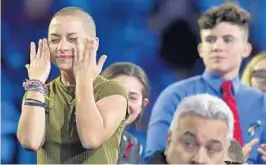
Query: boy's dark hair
227,139,245,164
198,2,251,35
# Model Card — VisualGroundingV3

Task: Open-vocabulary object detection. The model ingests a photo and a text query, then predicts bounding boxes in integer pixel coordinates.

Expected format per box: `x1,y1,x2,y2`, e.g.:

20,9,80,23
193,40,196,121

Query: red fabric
221,81,243,146
125,141,134,153
123,141,134,160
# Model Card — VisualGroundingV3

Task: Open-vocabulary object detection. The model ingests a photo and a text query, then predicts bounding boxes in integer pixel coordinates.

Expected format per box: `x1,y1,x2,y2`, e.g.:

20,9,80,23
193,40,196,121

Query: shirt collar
202,69,241,95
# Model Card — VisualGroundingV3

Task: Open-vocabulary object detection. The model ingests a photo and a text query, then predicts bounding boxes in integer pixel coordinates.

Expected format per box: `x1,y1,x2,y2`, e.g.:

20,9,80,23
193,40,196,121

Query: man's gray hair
169,94,234,146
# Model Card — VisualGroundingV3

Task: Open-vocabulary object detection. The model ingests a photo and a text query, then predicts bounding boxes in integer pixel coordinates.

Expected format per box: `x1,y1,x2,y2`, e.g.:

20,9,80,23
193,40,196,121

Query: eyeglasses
252,69,266,79
224,160,242,164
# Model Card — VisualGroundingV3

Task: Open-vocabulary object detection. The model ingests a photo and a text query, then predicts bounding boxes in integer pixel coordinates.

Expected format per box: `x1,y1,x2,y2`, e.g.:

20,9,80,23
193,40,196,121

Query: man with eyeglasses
146,94,235,164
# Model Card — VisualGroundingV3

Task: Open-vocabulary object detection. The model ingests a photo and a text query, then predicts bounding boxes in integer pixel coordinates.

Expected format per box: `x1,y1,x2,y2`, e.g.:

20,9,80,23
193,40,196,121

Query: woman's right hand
25,38,51,84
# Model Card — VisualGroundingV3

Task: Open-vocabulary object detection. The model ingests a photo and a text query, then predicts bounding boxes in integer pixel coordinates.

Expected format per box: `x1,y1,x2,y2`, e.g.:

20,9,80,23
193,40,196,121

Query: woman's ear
142,98,149,109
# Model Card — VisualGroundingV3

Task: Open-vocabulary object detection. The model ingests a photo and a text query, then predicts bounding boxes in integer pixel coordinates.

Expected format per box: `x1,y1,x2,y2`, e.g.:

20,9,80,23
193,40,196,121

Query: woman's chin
126,115,137,125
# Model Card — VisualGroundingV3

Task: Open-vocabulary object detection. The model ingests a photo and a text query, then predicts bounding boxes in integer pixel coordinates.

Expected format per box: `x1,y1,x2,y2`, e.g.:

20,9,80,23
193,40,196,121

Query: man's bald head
49,7,96,37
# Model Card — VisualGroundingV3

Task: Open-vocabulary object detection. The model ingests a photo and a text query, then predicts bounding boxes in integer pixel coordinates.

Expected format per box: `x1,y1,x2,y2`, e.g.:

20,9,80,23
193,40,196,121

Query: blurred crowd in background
2,0,266,163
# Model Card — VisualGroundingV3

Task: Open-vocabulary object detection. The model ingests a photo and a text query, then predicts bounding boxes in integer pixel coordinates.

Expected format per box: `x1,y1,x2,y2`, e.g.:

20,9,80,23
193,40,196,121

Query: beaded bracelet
23,79,48,96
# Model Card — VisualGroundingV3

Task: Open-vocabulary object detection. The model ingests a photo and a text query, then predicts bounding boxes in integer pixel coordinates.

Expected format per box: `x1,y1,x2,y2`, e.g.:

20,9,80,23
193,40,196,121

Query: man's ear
198,43,204,59
165,131,172,155
242,42,252,58
167,131,172,146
